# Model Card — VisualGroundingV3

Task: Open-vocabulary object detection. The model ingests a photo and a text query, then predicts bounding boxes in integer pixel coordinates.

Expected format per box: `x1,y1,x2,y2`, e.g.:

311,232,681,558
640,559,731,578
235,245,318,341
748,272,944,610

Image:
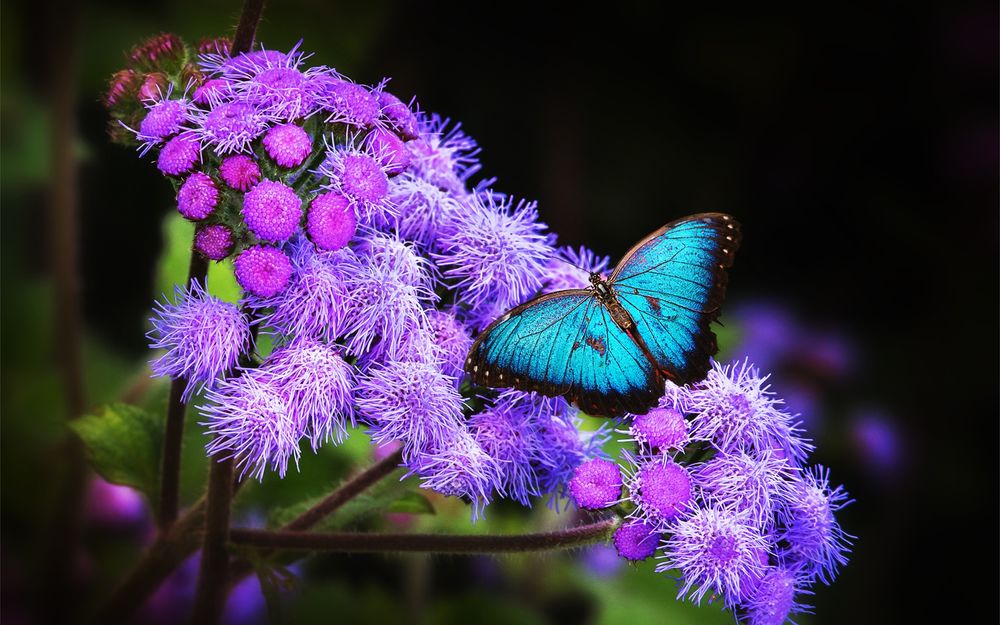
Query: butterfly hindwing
466,291,662,417
611,213,741,383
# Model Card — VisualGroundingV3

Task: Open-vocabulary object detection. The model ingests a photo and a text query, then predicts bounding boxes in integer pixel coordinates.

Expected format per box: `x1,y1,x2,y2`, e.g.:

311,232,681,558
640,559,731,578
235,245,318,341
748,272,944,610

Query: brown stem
229,518,619,555
231,0,267,54
189,457,235,624
157,253,208,529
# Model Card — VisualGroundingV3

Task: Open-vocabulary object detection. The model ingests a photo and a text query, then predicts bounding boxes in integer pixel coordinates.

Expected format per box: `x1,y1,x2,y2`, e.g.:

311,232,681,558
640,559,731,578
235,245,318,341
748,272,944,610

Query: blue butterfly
464,213,741,417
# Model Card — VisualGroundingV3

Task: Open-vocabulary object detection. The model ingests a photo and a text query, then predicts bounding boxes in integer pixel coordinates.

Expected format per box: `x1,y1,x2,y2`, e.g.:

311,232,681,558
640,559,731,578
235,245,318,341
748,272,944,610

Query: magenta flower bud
194,224,234,260
321,80,380,127
156,134,200,175
377,90,418,140
129,33,183,69
568,458,622,510
365,127,410,175
242,180,302,243
631,406,688,451
219,154,261,191
193,78,228,105
307,191,356,251
628,455,692,523
176,172,219,220
263,123,312,168
614,520,661,561
235,245,293,297
138,72,167,101
341,153,388,204
104,69,141,109
139,99,187,141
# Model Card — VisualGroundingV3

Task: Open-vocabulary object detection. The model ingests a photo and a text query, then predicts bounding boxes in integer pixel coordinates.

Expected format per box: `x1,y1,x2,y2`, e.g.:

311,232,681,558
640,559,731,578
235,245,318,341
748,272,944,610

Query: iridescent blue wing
610,213,740,384
465,291,662,417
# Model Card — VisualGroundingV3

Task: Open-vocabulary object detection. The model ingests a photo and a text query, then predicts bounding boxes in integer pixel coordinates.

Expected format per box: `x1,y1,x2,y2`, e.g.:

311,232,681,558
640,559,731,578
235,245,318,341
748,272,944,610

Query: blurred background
2,1,997,624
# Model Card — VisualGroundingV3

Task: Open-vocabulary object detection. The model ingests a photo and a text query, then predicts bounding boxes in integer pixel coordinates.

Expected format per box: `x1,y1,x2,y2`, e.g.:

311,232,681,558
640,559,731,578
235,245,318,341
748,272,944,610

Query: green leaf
69,403,163,501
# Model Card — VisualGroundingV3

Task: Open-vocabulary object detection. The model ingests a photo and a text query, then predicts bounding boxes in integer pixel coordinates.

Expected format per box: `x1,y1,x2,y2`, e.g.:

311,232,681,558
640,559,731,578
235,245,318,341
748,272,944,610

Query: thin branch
231,0,267,54
189,456,235,624
229,518,620,555
285,447,404,531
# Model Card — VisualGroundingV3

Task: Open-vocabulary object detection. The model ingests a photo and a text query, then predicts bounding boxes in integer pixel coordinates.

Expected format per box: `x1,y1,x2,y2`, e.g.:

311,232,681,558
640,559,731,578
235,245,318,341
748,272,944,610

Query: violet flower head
355,359,465,456
216,43,324,120
421,308,473,379
317,78,381,128
364,127,410,175
138,96,190,145
250,238,355,343
234,245,293,297
434,193,552,312
614,519,661,562
543,246,612,293
316,136,397,226
626,406,690,453
176,171,219,221
201,370,301,480
156,134,201,175
193,78,229,106
408,113,481,194
383,172,465,248
149,281,251,399
195,224,235,261
685,359,813,466
219,154,261,191
307,191,357,251
777,465,853,585
568,458,623,509
623,450,693,526
658,505,770,608
191,101,271,155
377,90,419,140
241,179,302,243
533,415,611,506
468,402,541,505
261,337,356,448
262,123,312,168
407,427,501,520
740,566,811,625
693,449,796,528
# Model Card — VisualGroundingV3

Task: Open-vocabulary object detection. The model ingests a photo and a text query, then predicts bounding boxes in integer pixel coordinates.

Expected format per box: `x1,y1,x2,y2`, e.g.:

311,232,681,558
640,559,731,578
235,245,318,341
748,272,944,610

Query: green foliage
69,403,163,503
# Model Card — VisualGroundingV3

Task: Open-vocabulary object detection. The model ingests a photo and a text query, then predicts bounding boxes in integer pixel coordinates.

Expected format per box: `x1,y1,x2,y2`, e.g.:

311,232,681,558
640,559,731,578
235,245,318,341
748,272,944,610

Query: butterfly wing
610,213,741,384
465,291,662,417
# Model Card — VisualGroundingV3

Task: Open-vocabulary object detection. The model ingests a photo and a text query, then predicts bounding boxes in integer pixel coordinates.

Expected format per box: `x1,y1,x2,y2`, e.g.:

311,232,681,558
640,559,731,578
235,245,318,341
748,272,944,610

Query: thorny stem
229,518,620,555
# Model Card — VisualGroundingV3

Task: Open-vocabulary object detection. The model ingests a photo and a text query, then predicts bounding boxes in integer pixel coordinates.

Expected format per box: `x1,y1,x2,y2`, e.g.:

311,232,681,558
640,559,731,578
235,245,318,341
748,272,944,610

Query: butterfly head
589,272,612,299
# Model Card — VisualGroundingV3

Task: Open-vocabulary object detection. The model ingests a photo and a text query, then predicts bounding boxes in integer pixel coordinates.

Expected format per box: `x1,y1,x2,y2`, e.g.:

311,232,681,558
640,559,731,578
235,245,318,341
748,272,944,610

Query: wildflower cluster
113,37,606,515
569,360,853,625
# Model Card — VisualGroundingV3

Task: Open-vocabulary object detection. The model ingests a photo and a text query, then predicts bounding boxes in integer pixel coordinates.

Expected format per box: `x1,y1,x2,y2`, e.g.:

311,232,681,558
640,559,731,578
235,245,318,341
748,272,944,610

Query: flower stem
229,517,619,555
189,456,235,624
158,254,209,529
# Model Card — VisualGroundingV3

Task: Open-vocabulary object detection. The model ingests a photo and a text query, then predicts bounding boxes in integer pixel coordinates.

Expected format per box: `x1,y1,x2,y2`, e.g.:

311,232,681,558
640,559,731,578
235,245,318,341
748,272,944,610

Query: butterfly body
465,213,741,417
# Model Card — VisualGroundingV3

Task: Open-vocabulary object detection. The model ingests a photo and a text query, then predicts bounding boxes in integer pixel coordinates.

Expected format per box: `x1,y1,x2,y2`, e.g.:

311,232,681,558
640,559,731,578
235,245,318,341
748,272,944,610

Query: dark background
3,1,997,624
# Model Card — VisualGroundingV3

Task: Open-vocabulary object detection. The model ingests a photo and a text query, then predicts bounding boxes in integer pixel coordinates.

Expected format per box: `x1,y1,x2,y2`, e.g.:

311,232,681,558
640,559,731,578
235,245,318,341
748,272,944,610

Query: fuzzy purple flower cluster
568,359,853,625
115,38,610,514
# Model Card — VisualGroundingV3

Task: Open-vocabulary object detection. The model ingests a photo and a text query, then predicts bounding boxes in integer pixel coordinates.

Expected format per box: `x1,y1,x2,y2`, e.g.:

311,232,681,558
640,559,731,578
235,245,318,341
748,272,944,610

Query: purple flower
383,172,465,248
156,134,201,175
364,127,410,175
219,154,262,191
568,458,622,509
176,171,219,220
202,370,301,480
625,406,689,453
241,179,302,243
356,359,465,456
316,137,396,226
408,113,481,194
740,566,810,625
581,544,624,578
306,191,357,251
235,245,293,297
434,193,552,312
377,90,419,140
542,246,611,293
317,78,380,128
215,44,325,120
193,78,229,106
533,415,611,505
623,451,693,525
419,309,473,379
468,402,541,505
658,505,770,607
406,427,501,520
192,101,271,155
138,97,189,144
684,360,813,466
195,224,235,261
340,236,436,361
249,238,355,343
693,450,796,528
777,466,853,585
149,280,251,399
263,123,312,168
260,337,356,448
614,519,661,562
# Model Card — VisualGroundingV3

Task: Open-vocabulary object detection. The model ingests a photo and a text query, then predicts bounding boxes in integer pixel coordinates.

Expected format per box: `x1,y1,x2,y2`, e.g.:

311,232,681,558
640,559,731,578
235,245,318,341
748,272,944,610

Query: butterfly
464,213,741,417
